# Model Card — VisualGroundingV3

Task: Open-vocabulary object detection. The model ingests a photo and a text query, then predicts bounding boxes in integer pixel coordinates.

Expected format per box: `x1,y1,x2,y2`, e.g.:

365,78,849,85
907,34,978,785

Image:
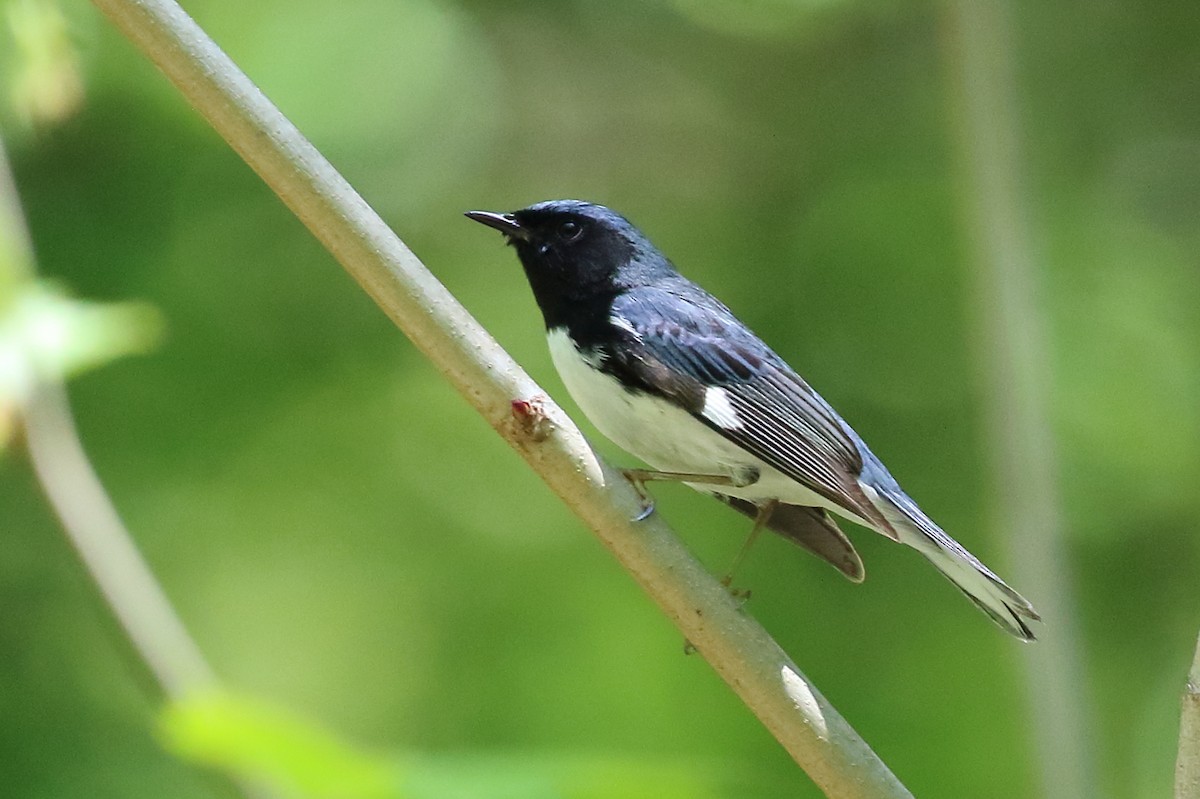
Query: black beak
465,210,528,241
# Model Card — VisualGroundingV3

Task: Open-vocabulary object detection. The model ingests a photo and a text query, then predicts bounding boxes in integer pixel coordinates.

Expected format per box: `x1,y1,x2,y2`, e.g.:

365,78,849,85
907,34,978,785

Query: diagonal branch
84,0,912,796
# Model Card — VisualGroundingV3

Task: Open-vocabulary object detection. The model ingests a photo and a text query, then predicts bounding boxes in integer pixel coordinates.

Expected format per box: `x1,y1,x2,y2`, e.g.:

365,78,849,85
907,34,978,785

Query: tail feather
869,484,1040,641
715,496,865,582
921,543,1040,641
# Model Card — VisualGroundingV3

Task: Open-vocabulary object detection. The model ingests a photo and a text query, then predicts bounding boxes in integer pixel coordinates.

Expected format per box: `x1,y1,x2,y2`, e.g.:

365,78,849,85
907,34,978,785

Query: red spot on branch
511,396,552,442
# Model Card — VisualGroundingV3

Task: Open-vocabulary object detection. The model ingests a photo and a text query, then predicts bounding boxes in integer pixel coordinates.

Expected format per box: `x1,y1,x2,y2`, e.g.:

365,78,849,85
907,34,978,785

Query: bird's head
467,200,671,326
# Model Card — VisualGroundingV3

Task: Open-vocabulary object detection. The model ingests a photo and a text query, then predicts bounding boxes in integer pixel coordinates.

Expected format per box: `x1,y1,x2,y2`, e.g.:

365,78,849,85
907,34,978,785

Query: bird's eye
559,221,584,242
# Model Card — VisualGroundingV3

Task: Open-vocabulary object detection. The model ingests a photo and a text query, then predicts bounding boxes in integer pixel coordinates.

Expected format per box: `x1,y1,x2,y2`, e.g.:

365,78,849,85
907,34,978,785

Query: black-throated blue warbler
466,199,1039,640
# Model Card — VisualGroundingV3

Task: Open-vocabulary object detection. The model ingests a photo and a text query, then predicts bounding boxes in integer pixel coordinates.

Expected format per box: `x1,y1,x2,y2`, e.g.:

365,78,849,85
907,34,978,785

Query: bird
466,199,1040,640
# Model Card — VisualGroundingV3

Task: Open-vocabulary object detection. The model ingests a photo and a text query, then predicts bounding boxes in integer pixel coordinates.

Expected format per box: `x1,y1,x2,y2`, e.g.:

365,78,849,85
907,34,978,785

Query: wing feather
607,288,894,535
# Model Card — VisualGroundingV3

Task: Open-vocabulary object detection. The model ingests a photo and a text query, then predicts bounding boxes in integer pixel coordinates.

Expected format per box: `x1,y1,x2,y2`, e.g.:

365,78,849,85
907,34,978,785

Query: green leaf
160,690,398,799
161,691,736,799
5,0,85,127
0,281,163,405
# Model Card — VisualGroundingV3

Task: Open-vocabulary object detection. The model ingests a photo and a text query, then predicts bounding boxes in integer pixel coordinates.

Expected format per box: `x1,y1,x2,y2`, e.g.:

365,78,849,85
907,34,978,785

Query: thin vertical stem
1177,632,1200,799
2,136,267,799
2,138,215,699
0,138,35,291
942,2,1097,798
22,381,218,697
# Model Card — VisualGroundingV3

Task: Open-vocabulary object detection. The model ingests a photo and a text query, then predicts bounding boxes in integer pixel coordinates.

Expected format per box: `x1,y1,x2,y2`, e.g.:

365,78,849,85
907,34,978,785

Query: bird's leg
681,498,776,656
720,499,778,598
621,466,759,521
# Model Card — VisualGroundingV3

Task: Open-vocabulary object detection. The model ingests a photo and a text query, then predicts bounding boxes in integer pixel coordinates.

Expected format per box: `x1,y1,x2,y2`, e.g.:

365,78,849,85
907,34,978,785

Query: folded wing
605,287,894,536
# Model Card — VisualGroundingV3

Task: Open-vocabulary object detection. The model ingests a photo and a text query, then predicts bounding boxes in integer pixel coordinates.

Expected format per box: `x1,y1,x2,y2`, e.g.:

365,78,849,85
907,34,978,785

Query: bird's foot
719,575,753,604
620,466,760,520
632,498,656,522
621,469,657,521
622,467,759,489
717,499,776,594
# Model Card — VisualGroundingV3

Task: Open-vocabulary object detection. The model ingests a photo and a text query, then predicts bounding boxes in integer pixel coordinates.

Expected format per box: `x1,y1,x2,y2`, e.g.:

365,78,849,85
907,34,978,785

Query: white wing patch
609,313,643,341
701,386,742,430
546,328,834,510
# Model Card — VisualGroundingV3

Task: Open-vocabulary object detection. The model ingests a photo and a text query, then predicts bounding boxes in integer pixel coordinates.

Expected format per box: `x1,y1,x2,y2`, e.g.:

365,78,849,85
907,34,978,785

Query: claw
632,498,656,522
718,575,753,604
622,468,657,522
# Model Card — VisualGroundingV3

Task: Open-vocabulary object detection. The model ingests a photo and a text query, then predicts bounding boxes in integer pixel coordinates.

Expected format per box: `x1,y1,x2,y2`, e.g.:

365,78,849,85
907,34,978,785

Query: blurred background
1,0,1198,797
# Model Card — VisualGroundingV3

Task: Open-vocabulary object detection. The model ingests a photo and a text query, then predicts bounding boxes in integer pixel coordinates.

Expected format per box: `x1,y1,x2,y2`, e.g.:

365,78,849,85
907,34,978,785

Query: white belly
546,329,842,512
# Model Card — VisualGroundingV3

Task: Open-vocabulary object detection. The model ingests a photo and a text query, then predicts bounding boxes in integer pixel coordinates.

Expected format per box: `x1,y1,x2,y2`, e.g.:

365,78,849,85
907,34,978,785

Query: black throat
513,238,675,339
518,264,618,335
537,289,622,353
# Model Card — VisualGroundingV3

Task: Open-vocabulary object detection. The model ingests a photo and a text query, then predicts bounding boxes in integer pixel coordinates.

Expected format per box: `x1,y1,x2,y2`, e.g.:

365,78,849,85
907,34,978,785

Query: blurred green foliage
4,0,83,127
0,0,1198,798
163,690,732,799
0,283,162,403
162,691,397,799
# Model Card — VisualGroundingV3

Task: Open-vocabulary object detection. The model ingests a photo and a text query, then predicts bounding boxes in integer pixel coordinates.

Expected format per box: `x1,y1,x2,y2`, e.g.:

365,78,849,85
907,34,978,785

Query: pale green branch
1177,632,1200,799
22,380,218,695
1,136,268,799
943,2,1096,798
84,0,911,795
1,138,212,697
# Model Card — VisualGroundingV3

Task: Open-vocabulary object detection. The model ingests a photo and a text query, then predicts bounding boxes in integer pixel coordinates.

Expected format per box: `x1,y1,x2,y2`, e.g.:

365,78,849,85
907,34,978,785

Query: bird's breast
547,328,719,467
545,327,829,512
